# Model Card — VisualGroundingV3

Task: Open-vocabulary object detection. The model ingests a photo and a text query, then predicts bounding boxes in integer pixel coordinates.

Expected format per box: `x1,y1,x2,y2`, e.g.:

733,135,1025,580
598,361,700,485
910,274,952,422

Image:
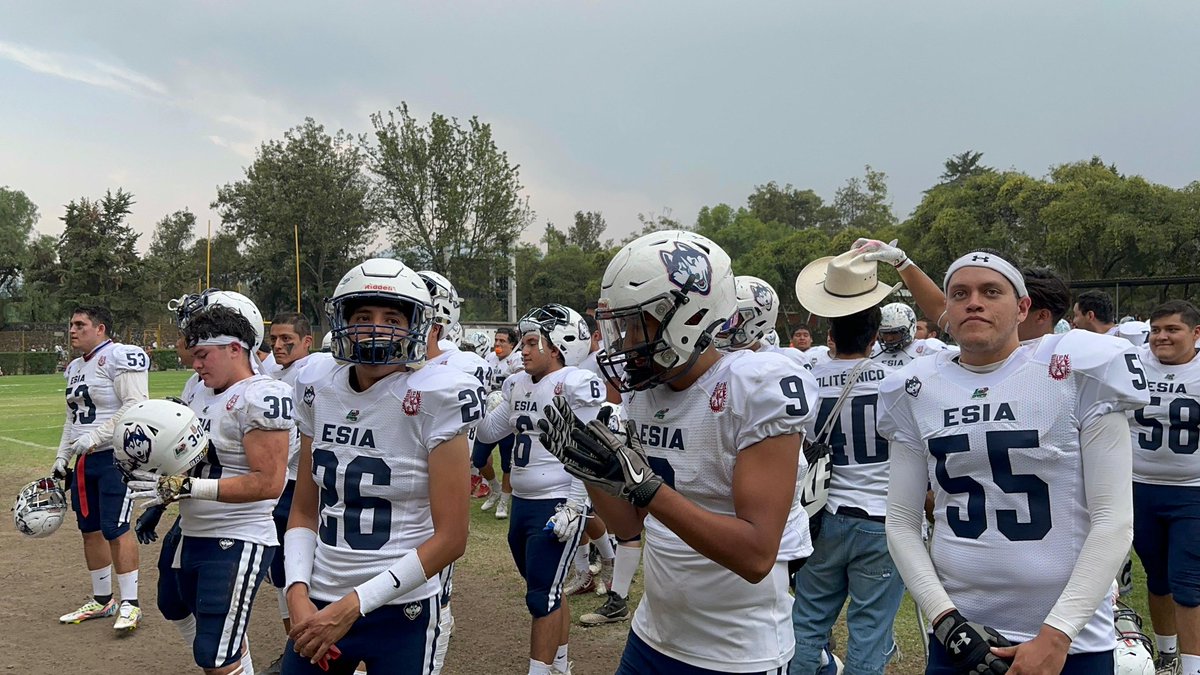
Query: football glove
51,456,70,482
134,504,166,544
568,418,664,508
127,470,217,506
537,395,587,461
70,432,98,457
933,609,1014,674
545,500,587,543
852,238,912,271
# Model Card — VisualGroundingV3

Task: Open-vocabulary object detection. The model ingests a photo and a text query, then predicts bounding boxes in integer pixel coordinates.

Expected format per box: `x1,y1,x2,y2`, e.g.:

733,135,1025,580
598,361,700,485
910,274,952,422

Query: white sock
528,658,552,675
594,535,615,560
612,543,641,598
553,644,569,672
489,479,501,493
1159,634,1179,655
471,467,480,477
173,615,197,645
1182,655,1200,675
276,587,290,619
573,546,590,574
240,637,254,674
90,566,113,598
116,570,138,603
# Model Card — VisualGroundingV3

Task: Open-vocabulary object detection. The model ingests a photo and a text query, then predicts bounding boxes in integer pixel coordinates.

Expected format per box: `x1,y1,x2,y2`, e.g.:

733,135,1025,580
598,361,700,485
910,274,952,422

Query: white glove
51,456,70,481
545,500,586,543
127,470,218,506
70,432,98,457
852,238,912,271
485,390,504,413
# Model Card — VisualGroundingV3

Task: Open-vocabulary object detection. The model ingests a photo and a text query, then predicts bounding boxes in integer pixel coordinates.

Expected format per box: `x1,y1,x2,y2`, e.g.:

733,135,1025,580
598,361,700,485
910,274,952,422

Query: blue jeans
790,511,905,675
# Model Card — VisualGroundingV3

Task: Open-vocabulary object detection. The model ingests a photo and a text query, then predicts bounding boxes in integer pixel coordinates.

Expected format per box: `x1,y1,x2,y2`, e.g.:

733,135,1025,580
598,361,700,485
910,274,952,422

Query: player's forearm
898,262,947,330
586,486,644,540
886,441,955,620
214,469,287,503
474,406,509,445
1046,412,1133,639
56,416,73,459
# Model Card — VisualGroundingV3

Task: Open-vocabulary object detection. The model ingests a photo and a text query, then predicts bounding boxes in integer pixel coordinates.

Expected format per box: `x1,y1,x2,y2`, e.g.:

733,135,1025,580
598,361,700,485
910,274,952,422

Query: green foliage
0,186,40,299
0,351,58,375
149,349,182,371
363,103,533,321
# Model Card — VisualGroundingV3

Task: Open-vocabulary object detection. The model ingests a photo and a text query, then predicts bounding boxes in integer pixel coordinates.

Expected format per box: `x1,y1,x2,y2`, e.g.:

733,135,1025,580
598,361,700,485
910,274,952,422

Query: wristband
189,478,220,500
896,257,913,272
354,551,429,616
283,527,318,590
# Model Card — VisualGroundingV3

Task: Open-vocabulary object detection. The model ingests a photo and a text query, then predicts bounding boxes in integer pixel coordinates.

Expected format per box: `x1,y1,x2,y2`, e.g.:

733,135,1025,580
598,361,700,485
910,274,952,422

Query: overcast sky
2,1,1197,251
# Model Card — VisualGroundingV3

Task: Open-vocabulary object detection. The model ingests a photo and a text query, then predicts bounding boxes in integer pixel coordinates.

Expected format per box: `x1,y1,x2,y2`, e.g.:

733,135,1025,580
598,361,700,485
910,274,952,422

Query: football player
418,269,493,675
128,303,293,675
879,251,1147,674
474,326,524,517
718,276,810,371
1073,290,1119,335
475,303,605,675
541,231,817,674
1129,300,1200,675
871,302,952,368
281,259,479,675
789,251,903,675
52,305,149,630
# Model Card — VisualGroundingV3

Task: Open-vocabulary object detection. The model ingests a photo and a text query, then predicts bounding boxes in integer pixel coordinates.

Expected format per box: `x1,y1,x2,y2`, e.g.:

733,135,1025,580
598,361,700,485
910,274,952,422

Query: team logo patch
403,602,423,621
122,424,154,465
905,376,922,398
1048,354,1071,381
654,408,668,420
346,409,360,422
751,282,773,310
1167,373,1176,381
554,381,564,395
403,390,422,416
577,321,590,341
915,344,926,355
971,387,988,399
218,538,234,550
303,385,315,405
659,241,713,295
709,382,727,412
226,394,239,411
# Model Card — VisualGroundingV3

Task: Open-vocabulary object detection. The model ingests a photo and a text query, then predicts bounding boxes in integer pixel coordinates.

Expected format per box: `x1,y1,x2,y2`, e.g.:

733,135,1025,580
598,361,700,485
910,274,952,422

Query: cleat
113,601,142,630
495,494,510,520
595,559,614,596
481,492,500,512
579,591,628,626
551,661,573,675
60,598,117,624
471,475,491,499
563,569,595,596
1156,654,1181,675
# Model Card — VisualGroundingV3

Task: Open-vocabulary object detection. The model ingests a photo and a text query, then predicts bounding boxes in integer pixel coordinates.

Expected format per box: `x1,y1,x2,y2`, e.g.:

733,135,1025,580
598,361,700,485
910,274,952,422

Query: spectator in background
1073,290,1118,336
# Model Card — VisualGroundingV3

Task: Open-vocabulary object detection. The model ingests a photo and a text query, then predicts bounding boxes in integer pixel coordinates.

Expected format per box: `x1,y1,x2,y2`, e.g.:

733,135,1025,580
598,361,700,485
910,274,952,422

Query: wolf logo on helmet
660,242,713,295
122,424,154,466
751,282,773,310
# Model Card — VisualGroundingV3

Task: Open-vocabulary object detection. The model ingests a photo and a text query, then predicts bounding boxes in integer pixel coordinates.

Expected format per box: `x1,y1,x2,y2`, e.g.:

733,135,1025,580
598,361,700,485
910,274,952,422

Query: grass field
0,371,1157,672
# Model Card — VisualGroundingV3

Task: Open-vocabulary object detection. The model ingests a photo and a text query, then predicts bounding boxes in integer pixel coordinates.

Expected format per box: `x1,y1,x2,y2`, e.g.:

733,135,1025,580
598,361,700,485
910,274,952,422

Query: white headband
194,335,252,351
943,251,1028,299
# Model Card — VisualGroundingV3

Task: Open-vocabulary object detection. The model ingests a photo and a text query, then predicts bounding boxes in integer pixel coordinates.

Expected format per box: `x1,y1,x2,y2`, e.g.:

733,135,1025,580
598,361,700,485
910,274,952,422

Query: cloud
0,39,167,97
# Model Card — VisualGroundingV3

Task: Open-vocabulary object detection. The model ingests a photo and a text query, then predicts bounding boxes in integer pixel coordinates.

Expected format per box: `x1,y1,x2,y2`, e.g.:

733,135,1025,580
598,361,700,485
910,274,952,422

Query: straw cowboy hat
794,250,902,318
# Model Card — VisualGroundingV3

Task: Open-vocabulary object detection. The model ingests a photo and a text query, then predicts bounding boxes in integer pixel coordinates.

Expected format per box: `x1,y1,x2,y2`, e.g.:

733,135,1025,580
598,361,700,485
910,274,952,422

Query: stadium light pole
206,219,212,289
294,223,302,313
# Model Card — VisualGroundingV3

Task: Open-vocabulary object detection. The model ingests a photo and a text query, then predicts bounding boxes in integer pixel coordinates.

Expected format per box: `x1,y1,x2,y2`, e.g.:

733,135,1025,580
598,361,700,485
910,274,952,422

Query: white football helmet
444,322,463,347
417,271,463,329
763,329,780,346
878,302,916,353
716,276,780,350
597,230,735,391
168,289,266,348
469,331,491,358
518,304,591,367
114,399,209,477
1113,602,1154,675
320,332,333,352
326,258,433,367
13,477,67,538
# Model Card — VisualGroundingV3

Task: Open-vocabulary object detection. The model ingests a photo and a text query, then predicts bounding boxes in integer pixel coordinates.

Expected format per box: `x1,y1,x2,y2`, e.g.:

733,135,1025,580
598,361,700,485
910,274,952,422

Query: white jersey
757,342,810,370
183,374,295,546
181,372,205,404
428,347,493,389
485,350,524,391
871,338,950,369
260,352,282,376
578,350,603,380
1130,346,1200,486
64,341,150,450
272,354,316,482
1117,322,1151,347
878,331,1147,653
807,357,894,518
622,350,816,672
295,363,484,605
477,367,605,500
799,345,831,370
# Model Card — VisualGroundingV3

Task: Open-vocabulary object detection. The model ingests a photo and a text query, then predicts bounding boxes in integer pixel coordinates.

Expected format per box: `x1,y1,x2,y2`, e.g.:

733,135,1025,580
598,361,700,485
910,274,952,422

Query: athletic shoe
59,598,117,624
472,478,492,499
1156,654,1181,675
551,661,573,675
481,492,500,511
595,559,614,596
113,601,142,631
579,591,628,625
495,494,510,520
563,569,595,596
262,655,284,675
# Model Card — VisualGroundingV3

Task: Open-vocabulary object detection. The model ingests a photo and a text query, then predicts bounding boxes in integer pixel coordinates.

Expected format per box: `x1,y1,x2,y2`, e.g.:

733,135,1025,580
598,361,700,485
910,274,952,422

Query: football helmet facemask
168,289,266,348
326,258,433,367
518,304,591,368
13,477,67,538
878,302,917,353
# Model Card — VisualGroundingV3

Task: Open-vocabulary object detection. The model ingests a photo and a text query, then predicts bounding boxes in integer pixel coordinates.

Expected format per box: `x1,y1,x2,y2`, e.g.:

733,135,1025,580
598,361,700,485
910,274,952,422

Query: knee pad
101,522,130,541
525,590,559,618
616,534,642,544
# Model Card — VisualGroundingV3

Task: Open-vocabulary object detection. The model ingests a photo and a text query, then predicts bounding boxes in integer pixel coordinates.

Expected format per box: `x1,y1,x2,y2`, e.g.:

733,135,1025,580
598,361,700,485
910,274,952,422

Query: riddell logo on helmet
364,284,397,291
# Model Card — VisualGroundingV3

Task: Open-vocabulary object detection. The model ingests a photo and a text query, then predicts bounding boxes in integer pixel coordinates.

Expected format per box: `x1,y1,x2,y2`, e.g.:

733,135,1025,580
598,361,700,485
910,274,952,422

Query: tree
939,151,991,185
57,189,150,330
745,182,833,230
21,234,61,323
0,186,39,296
567,211,609,252
143,210,199,320
363,103,533,320
214,118,374,329
832,165,897,232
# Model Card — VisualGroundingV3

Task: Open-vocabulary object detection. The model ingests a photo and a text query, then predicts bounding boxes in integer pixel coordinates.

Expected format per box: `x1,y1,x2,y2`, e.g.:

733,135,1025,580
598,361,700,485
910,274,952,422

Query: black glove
933,610,1014,674
135,504,166,544
569,418,663,508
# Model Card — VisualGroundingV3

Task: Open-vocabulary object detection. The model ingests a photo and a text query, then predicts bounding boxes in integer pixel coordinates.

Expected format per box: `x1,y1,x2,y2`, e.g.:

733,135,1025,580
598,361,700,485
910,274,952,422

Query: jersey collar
83,340,113,362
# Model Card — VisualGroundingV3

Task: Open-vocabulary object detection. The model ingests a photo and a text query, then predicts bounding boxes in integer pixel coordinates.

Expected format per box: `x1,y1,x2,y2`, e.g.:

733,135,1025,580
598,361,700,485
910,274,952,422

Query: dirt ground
1,467,630,674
